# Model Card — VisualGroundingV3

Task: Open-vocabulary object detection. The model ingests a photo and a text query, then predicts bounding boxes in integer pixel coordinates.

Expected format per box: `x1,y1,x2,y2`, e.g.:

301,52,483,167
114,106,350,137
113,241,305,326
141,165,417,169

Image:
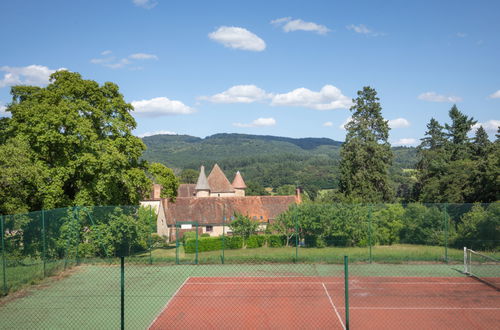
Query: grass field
138,244,487,264
0,261,468,329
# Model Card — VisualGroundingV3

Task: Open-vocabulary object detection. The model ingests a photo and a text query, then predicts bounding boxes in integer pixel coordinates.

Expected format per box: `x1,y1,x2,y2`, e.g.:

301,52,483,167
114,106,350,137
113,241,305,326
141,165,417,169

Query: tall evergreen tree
339,86,394,202
444,105,477,160
472,126,491,158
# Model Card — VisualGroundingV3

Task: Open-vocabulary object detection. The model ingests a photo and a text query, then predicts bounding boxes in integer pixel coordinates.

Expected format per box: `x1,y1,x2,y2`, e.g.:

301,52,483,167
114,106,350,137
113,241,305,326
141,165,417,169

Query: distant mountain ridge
140,133,417,192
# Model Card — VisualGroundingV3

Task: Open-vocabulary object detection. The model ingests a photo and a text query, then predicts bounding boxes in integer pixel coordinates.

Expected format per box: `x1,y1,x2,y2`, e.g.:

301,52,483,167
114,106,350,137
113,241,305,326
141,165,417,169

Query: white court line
322,282,346,330
338,307,500,310
148,276,191,329
186,281,343,285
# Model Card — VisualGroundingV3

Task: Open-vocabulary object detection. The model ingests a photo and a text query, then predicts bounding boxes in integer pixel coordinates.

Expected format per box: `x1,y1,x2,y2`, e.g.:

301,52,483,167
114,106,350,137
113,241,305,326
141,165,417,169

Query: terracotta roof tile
163,196,296,225
231,171,247,189
177,184,196,197
207,164,234,193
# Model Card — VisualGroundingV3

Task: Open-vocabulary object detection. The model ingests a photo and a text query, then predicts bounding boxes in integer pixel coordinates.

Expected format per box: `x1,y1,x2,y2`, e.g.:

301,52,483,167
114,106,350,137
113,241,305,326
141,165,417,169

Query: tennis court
149,276,500,330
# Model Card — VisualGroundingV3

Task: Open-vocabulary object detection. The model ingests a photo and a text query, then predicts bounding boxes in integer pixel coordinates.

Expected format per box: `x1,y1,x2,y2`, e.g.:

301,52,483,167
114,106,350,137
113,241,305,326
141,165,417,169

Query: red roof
162,196,297,225
231,171,247,189
207,164,235,193
177,184,196,197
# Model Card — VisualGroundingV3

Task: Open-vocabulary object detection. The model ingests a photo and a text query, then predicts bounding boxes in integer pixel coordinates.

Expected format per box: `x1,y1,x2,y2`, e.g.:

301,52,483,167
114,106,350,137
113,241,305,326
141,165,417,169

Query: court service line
322,282,346,330
147,276,191,329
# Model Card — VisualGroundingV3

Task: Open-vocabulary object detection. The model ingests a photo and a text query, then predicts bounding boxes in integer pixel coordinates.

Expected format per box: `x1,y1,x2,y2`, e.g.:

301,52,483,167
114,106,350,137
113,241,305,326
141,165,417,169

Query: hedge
185,235,244,253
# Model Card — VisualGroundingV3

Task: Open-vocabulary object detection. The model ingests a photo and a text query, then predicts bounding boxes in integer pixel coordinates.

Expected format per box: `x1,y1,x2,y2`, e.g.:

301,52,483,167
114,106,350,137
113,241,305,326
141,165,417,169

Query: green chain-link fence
0,203,498,328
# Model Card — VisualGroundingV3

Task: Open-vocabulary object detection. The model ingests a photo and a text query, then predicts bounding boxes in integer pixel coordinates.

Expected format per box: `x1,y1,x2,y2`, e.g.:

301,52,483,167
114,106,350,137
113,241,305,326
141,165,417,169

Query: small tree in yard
271,206,298,247
229,213,259,247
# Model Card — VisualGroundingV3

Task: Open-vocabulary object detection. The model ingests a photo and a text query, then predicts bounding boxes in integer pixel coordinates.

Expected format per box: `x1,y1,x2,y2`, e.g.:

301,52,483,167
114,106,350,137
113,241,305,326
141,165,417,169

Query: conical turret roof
195,165,210,191
207,164,235,193
231,171,247,189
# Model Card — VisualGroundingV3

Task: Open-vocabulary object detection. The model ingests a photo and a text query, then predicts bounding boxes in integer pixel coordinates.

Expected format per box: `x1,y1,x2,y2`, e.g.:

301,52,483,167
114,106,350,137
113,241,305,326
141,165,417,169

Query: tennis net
464,247,500,291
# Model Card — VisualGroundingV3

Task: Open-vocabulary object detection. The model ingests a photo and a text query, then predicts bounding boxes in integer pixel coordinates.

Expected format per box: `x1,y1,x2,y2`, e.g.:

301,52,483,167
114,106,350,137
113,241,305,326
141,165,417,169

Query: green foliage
416,107,496,203
267,235,284,247
245,235,266,248
179,168,199,184
225,236,243,249
148,162,179,200
373,204,404,245
455,203,500,250
339,86,394,202
185,237,222,253
275,184,296,195
229,213,259,240
399,204,450,246
1,71,152,210
245,181,269,196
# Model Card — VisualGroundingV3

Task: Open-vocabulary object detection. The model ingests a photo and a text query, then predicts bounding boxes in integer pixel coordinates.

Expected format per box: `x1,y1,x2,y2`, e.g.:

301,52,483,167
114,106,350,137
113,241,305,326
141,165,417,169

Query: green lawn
139,244,483,264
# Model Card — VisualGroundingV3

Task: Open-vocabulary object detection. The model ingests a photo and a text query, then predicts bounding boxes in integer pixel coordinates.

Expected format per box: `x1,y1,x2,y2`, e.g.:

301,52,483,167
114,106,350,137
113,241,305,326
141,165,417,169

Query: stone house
141,164,301,242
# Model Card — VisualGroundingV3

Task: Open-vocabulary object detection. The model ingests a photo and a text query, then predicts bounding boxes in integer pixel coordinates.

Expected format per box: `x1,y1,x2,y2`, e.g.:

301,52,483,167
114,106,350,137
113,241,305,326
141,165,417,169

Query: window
206,226,213,232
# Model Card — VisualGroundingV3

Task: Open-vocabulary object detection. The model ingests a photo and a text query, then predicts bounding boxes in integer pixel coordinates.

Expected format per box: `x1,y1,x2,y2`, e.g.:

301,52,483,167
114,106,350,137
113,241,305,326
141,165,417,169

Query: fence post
443,204,449,263
41,210,46,277
221,214,225,265
149,206,153,265
175,222,179,265
368,205,373,264
195,223,199,265
120,256,125,330
294,212,299,262
1,215,7,295
344,255,350,330
75,207,80,266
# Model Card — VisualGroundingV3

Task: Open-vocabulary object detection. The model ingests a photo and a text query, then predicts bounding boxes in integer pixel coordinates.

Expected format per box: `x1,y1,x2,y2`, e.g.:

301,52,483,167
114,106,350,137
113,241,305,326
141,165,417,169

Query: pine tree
472,126,491,158
339,86,394,202
419,118,446,150
444,105,477,160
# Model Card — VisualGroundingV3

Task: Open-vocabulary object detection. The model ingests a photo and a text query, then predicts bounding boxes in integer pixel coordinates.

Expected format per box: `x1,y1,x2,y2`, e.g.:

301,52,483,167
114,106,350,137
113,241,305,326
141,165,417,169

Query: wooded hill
141,133,417,196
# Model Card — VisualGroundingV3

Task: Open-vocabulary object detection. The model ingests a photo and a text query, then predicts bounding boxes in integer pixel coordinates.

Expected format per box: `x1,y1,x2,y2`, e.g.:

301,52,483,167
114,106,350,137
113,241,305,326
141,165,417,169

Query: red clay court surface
149,276,500,329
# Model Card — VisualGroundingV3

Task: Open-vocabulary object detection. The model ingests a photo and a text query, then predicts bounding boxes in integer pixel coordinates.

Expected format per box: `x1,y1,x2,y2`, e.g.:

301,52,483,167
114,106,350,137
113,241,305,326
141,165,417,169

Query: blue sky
0,0,498,145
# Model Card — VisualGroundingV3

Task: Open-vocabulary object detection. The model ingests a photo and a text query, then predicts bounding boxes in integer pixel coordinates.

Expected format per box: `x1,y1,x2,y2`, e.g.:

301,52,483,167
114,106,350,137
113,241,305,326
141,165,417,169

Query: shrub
201,233,211,237
225,236,243,249
267,235,284,248
246,235,266,249
185,237,222,253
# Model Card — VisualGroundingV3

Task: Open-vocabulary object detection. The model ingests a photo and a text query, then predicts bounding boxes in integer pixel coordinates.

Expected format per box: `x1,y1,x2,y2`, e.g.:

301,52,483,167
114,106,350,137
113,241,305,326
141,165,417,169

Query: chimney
295,188,302,204
152,184,162,200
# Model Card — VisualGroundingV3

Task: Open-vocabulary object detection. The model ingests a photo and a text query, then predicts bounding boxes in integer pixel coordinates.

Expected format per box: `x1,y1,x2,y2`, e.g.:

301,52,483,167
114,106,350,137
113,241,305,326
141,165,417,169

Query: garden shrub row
185,234,285,253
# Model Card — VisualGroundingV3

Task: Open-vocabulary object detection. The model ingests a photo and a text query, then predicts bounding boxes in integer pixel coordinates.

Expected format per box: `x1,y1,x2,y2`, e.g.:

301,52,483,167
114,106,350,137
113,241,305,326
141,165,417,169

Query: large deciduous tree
339,86,394,202
0,71,177,213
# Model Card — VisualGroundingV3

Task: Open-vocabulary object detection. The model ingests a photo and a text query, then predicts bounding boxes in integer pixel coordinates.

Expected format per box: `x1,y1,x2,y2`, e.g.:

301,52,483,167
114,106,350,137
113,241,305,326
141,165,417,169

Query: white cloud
133,0,157,9
101,50,112,56
489,90,500,99
271,85,352,110
0,104,8,117
456,32,467,38
0,65,65,88
131,97,195,117
339,117,352,130
472,120,500,134
208,26,266,52
139,130,177,138
200,85,272,103
233,117,276,127
418,92,462,103
105,58,132,69
323,121,333,127
388,118,410,129
393,138,418,146
346,24,383,36
271,17,330,35
129,53,158,60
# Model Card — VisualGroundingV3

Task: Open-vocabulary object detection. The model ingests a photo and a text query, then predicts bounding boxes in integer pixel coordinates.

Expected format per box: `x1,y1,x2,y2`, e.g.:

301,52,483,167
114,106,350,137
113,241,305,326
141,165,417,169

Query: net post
344,255,349,330
120,256,125,330
148,205,153,265
1,215,7,296
368,204,372,264
41,209,46,277
463,247,467,274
